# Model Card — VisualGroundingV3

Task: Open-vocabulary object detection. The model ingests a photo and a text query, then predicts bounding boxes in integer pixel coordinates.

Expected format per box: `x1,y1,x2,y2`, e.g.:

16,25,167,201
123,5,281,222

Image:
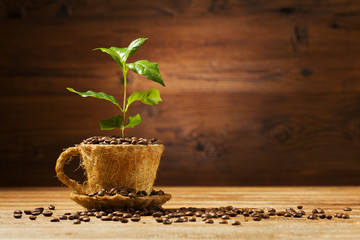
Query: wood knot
268,124,293,144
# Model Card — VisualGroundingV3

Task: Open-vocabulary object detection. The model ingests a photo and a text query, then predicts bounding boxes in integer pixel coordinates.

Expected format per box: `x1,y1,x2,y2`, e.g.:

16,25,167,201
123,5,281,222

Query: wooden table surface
0,187,359,239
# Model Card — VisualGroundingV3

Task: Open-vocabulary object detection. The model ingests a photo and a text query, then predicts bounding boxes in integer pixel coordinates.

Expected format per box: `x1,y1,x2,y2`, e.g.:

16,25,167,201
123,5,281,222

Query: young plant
67,38,165,137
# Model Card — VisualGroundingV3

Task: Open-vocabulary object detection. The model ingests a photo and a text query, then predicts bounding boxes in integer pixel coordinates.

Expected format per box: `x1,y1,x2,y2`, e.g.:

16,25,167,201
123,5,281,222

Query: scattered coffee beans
73,219,81,224
13,214,22,219
43,211,53,217
232,220,241,225
29,216,36,220
344,207,352,211
50,218,60,222
48,205,55,210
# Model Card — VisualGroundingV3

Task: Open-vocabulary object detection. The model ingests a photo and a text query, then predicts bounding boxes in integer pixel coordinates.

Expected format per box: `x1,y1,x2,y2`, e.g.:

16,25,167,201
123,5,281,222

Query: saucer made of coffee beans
86,187,165,198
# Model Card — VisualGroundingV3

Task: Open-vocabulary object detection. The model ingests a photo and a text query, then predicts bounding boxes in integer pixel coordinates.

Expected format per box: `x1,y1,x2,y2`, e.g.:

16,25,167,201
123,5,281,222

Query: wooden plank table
0,187,359,239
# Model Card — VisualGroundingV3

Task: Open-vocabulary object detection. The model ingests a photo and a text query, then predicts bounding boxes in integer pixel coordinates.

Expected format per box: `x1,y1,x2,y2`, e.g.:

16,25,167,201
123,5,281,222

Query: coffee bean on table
219,220,228,224
221,214,230,219
128,192,137,198
101,216,112,221
31,211,41,216
121,218,129,223
319,214,326,219
284,213,292,217
24,210,32,215
163,219,172,224
50,218,60,222
131,216,141,222
205,219,214,224
174,217,183,223
297,206,303,209
232,220,241,225
74,219,81,224
59,215,67,220
344,207,352,211
342,214,350,219
253,216,261,221
29,215,36,220
82,217,90,222
189,217,196,222
35,208,44,213
48,205,55,210
13,214,22,219
14,210,22,214
43,211,53,217
326,215,333,220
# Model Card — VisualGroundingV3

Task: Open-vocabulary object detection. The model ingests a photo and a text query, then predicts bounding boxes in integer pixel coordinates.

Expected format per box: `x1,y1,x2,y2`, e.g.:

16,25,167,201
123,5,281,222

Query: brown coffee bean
253,216,261,221
24,210,32,215
123,213,132,218
43,211,53,217
319,214,326,219
152,211,163,217
82,217,90,222
185,211,194,216
48,205,55,210
128,192,137,198
98,191,104,196
14,210,22,214
326,215,333,220
189,217,196,222
68,215,75,220
73,219,81,224
131,217,141,222
121,218,129,223
317,208,325,214
268,208,276,213
232,220,241,225
59,215,67,220
276,211,285,216
297,205,303,209
205,219,214,224
101,216,112,221
219,219,228,224
262,214,270,219
284,213,292,217
50,218,60,222
13,214,22,219
35,207,44,213
344,207,352,211
29,215,36,220
112,216,120,221
312,209,318,214
155,217,163,223
307,214,317,219
64,212,71,215
342,214,350,219
174,217,183,223
294,213,303,218
31,211,41,216
163,219,172,224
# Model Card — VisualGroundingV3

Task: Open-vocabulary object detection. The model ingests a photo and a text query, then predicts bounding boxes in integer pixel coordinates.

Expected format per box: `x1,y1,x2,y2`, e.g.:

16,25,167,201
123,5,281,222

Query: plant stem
121,65,128,137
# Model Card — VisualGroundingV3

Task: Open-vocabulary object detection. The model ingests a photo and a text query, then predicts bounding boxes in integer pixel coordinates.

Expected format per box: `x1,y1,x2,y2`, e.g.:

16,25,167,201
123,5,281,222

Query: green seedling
67,38,165,137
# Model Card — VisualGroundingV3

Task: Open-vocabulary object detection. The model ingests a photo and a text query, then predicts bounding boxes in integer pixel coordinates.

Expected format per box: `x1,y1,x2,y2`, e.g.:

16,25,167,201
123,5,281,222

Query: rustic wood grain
0,187,359,239
0,0,360,186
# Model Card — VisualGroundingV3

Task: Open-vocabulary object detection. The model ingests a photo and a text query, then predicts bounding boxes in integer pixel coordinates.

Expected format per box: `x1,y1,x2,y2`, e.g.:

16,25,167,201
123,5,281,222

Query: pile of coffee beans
13,205,353,225
82,136,162,145
86,187,165,197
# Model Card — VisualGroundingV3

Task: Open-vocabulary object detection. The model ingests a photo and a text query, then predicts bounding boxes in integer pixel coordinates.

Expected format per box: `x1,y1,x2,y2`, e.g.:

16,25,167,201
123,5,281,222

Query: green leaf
125,38,148,60
126,89,162,111
127,60,165,86
66,87,123,112
93,48,125,69
99,115,124,130
124,114,142,129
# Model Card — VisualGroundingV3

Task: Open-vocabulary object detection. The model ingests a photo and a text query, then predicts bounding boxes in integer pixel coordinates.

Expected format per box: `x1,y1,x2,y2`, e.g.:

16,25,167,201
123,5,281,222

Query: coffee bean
131,217,141,222
43,211,53,217
50,218,60,222
59,215,67,220
319,214,326,219
297,205,303,209
14,210,22,214
342,214,350,219
98,191,104,196
232,220,241,225
284,213,292,217
163,219,172,224
121,218,129,223
48,205,55,210
317,208,325,214
174,217,183,223
268,208,276,213
13,214,22,219
253,216,261,221
82,217,90,222
24,210,32,215
205,219,214,224
35,207,44,213
64,212,71,215
307,214,317,219
123,213,132,218
128,192,137,198
312,209,318,214
73,219,81,224
326,215,333,220
101,216,112,221
68,215,75,220
344,207,352,211
293,213,303,218
277,211,285,216
188,217,196,222
155,217,163,223
219,219,228,224
29,215,36,220
31,211,41,216
152,211,163,217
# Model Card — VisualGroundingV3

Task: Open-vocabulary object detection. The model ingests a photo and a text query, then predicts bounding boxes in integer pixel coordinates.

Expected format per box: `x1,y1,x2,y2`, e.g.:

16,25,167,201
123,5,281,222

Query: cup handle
55,146,86,194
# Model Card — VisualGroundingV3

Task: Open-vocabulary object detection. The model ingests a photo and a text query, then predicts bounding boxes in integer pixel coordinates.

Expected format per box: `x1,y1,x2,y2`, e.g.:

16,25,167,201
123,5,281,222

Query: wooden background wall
1,0,360,186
